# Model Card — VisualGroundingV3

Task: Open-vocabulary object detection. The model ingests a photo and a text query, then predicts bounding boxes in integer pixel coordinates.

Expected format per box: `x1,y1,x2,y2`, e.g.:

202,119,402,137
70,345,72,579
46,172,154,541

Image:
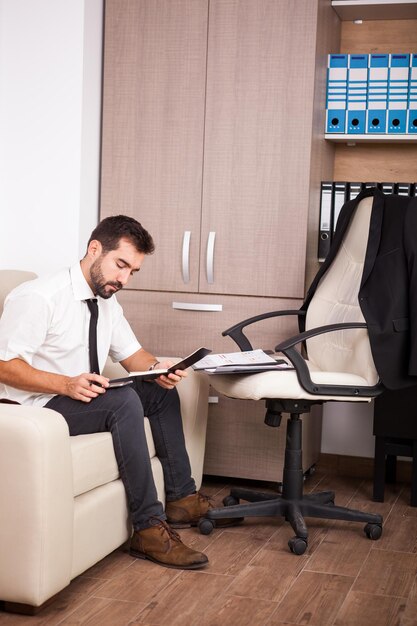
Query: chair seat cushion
70,417,156,497
209,367,373,403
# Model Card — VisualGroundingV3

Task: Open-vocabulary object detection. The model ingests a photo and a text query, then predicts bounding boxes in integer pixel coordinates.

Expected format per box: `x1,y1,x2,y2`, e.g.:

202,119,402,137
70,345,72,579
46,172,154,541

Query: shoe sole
129,548,208,570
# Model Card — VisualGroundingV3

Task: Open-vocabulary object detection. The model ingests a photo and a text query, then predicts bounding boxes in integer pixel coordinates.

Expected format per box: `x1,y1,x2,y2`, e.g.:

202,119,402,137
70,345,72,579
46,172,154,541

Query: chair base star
199,401,383,555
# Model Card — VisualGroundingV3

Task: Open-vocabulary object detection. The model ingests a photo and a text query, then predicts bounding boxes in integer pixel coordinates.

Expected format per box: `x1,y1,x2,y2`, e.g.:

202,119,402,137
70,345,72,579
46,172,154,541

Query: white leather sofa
0,270,209,612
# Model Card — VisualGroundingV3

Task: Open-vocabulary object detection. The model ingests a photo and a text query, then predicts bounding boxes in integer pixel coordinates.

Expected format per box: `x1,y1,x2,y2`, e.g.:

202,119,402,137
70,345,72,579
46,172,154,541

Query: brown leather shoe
166,492,243,528
129,518,208,569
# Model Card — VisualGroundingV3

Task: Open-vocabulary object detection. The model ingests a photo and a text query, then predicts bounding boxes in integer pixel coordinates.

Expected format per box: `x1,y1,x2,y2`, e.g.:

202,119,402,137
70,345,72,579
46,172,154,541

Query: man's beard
90,258,123,299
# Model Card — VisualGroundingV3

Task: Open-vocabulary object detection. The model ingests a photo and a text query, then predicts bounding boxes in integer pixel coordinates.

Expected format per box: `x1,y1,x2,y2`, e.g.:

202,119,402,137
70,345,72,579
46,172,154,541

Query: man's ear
87,239,102,259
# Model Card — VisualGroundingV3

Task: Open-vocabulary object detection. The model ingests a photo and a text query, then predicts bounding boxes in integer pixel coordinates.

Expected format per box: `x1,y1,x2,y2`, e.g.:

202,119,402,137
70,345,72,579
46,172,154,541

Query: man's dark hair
88,215,155,255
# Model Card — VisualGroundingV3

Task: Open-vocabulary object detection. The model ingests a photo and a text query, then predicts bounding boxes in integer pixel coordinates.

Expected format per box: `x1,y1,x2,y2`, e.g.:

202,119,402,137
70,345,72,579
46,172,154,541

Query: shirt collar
70,262,95,301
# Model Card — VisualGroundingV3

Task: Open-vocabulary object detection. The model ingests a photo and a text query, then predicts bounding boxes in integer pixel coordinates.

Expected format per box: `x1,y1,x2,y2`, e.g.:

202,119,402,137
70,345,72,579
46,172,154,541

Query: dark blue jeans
46,379,196,530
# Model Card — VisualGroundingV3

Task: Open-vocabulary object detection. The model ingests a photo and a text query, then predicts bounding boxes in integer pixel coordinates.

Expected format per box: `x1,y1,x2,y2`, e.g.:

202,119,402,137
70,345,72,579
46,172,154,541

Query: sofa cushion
70,417,156,497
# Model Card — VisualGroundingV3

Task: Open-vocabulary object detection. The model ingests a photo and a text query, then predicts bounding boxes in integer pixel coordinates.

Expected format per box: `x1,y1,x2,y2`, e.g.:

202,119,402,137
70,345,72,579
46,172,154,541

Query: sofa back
0,270,37,314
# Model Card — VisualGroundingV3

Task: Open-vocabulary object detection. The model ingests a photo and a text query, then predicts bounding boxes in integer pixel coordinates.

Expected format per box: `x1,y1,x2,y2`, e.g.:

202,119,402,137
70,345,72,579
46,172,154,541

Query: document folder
192,349,291,374
395,183,413,196
388,54,410,133
380,182,395,194
205,362,292,375
318,181,332,262
326,54,348,133
347,54,368,134
332,182,348,232
367,54,389,133
348,182,363,201
408,54,417,133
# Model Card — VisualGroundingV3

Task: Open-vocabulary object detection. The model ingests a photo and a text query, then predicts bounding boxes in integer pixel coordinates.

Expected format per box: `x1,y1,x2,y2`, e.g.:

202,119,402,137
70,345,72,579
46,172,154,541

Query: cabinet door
101,0,208,293
200,0,319,298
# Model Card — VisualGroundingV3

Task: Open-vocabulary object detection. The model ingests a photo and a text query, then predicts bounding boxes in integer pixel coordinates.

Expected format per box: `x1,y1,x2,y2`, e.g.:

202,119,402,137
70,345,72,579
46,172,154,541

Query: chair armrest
0,405,74,606
223,309,306,351
274,322,384,398
276,322,368,352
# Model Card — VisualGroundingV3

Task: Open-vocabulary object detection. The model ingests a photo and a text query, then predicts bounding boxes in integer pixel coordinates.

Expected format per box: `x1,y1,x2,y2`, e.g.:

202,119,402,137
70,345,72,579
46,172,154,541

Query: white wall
0,0,103,275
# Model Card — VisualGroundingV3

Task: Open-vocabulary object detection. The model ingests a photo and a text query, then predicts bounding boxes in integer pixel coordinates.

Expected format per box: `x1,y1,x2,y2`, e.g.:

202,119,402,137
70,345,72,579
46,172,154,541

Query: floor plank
131,571,234,626
59,597,145,626
92,559,181,604
333,590,407,626
270,571,354,626
353,549,417,598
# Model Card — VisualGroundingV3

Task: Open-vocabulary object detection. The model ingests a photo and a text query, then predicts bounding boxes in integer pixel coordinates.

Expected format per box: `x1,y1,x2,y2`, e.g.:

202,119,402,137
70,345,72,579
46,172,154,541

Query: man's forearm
120,348,159,373
0,358,69,396
119,348,185,391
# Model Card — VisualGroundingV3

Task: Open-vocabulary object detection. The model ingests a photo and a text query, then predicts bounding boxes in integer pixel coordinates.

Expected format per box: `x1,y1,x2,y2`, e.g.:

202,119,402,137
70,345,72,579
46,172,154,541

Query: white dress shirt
0,262,141,406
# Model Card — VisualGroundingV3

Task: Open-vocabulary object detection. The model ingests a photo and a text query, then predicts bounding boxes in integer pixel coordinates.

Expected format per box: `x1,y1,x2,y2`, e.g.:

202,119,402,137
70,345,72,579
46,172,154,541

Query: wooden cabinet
100,0,340,481
204,398,322,481
101,0,337,302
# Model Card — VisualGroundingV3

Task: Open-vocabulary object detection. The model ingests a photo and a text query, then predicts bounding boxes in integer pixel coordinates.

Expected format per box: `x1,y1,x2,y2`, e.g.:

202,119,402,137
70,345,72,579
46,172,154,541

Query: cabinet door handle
206,231,216,284
172,301,223,312
182,231,191,283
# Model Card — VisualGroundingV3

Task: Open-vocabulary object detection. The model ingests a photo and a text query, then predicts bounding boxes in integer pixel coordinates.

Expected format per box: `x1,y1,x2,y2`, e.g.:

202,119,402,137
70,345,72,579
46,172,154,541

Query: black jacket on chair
301,187,417,390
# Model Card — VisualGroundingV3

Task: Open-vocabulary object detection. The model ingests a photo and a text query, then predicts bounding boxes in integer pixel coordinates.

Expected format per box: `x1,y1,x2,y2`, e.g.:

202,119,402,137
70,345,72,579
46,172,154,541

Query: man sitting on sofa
0,215,223,570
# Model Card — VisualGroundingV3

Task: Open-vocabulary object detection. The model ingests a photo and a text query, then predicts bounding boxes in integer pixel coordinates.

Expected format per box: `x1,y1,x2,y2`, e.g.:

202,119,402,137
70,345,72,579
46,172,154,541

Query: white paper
193,349,277,370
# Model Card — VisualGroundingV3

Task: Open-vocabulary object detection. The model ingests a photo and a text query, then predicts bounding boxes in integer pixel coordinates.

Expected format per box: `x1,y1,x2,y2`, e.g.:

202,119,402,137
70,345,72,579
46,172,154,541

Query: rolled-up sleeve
0,292,51,365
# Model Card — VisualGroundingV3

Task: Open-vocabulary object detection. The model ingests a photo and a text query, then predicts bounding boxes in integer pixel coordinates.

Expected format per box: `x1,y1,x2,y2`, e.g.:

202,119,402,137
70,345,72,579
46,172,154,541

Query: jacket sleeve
404,198,417,376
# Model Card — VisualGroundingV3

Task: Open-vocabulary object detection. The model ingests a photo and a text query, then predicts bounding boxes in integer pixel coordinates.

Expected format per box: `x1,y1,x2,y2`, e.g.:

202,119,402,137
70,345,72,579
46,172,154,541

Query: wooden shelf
332,1,417,21
325,133,417,144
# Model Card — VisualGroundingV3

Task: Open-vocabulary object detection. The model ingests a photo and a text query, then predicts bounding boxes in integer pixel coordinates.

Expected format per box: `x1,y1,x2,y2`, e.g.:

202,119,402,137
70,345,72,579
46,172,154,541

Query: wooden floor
1,469,417,626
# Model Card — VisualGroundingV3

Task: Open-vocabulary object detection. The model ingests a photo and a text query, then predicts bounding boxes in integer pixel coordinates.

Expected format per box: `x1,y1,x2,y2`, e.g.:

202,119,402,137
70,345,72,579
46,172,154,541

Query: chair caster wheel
198,517,215,535
364,523,382,540
223,495,239,507
288,536,308,555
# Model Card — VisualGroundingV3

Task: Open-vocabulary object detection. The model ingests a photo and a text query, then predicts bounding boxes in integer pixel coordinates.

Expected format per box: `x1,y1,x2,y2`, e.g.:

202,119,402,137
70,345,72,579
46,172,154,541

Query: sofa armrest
103,357,209,489
102,358,127,380
175,369,209,490
0,405,74,607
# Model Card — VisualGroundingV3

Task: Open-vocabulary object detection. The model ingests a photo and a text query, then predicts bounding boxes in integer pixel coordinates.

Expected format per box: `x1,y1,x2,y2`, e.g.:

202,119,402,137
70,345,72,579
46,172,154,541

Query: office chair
198,195,384,555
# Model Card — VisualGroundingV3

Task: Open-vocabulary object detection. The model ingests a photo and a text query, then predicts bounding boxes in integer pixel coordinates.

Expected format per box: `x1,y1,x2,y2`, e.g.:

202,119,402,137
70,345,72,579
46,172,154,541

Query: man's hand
65,373,109,402
155,360,188,390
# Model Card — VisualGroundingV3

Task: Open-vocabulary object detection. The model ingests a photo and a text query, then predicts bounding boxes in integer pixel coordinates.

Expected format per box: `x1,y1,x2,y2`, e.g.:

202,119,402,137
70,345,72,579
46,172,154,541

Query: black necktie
85,299,100,374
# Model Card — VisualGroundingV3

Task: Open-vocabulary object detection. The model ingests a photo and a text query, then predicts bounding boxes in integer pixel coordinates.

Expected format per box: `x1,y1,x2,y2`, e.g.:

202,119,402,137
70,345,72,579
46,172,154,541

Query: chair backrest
0,270,37,315
305,196,378,385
